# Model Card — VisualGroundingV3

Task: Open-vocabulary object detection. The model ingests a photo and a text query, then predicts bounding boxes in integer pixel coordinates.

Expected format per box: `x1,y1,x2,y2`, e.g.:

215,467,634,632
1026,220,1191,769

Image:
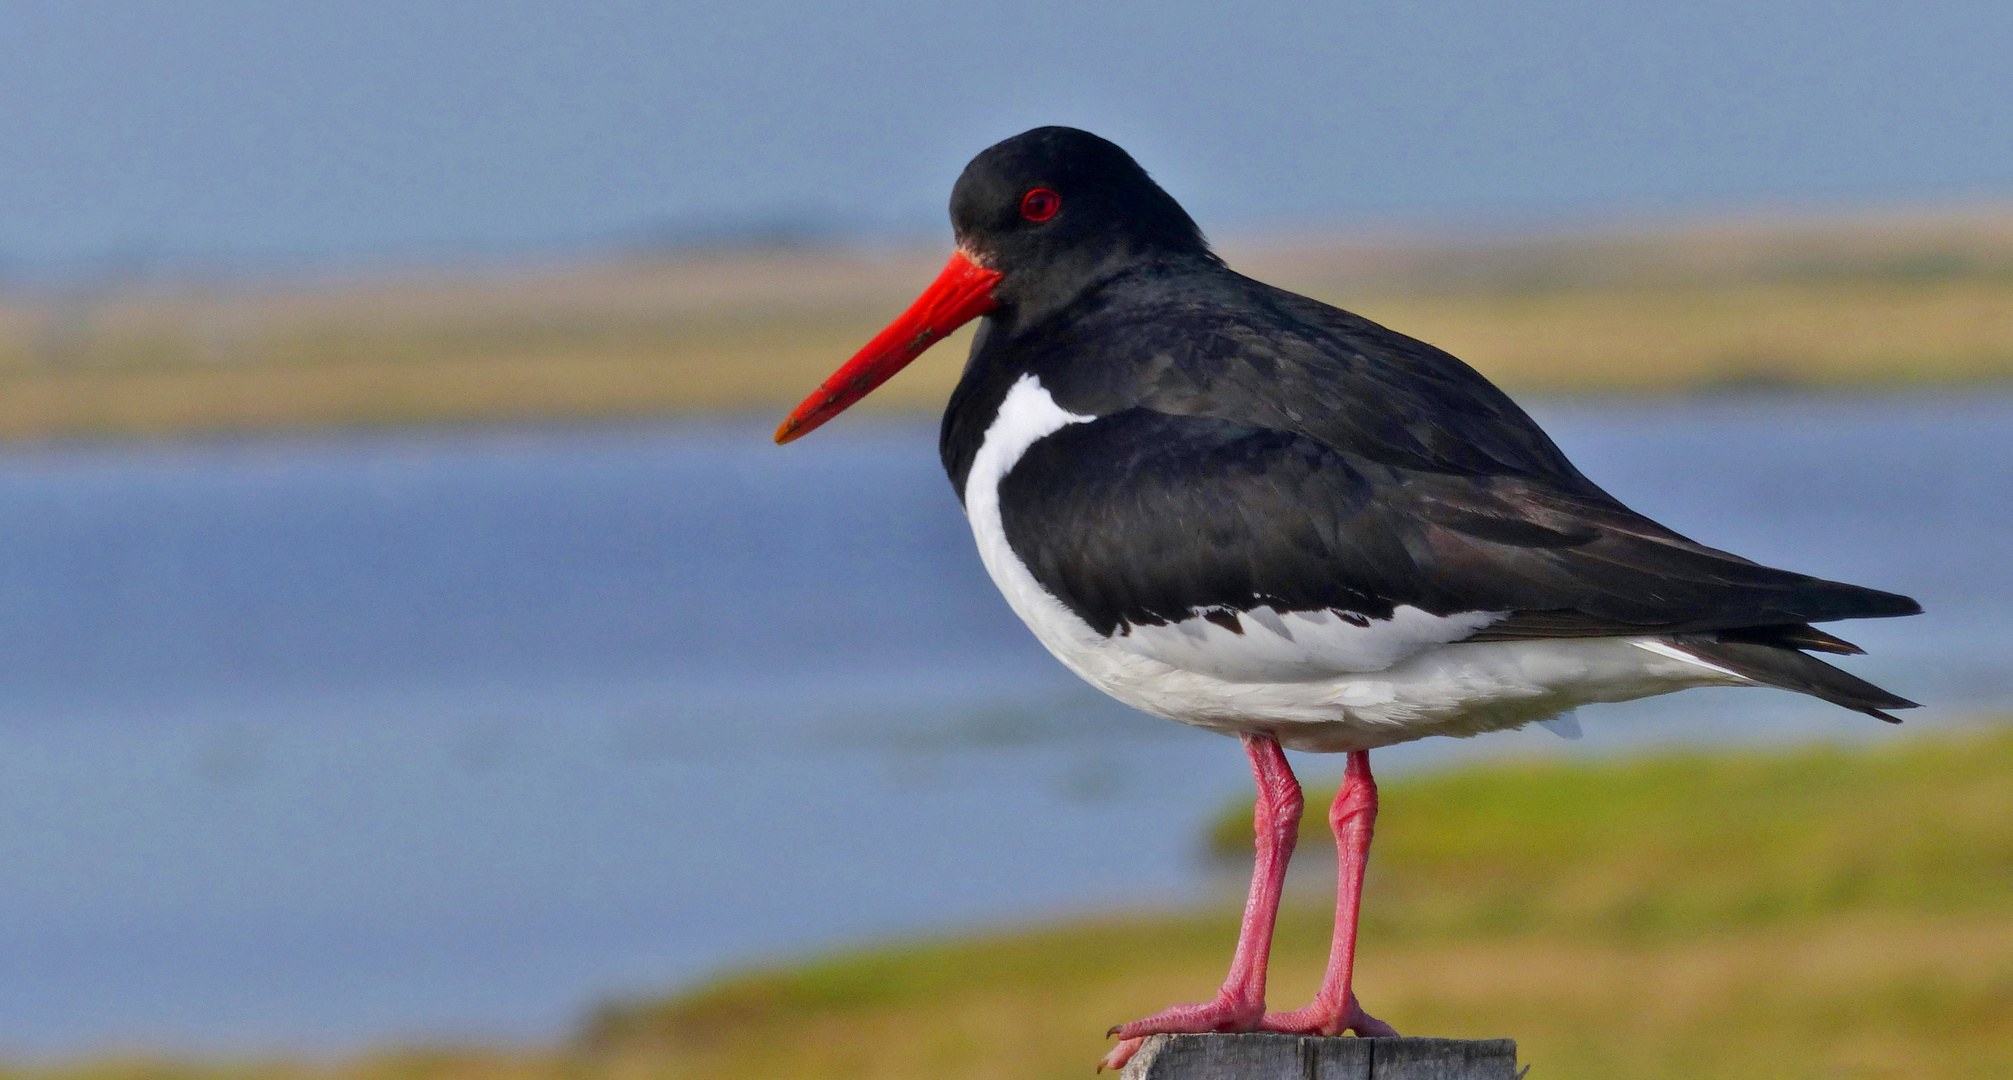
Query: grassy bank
2,206,2010,439
17,729,2009,1080
576,730,2013,1080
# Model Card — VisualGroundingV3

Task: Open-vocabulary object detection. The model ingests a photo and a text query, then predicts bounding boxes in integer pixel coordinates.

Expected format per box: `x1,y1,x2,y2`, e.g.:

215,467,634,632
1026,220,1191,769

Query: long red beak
774,251,1002,444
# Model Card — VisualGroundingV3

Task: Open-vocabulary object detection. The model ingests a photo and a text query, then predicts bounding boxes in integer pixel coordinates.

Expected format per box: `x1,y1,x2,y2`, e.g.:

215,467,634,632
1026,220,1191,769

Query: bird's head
949,126,1211,318
775,126,1208,444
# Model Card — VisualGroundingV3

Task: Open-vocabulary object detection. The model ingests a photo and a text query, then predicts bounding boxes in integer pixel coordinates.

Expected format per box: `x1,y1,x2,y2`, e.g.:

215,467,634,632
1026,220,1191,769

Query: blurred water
0,393,2006,1055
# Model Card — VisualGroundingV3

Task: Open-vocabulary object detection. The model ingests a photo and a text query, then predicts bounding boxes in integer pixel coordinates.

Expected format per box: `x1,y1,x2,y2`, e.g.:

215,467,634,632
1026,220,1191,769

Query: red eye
1020,188,1061,222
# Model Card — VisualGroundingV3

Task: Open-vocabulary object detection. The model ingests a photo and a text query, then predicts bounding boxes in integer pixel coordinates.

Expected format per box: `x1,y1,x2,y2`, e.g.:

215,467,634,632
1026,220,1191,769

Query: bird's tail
1667,630,1920,723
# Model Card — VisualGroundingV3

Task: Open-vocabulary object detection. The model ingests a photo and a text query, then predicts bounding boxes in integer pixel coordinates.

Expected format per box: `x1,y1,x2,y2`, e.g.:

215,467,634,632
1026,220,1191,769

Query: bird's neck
937,253,1229,501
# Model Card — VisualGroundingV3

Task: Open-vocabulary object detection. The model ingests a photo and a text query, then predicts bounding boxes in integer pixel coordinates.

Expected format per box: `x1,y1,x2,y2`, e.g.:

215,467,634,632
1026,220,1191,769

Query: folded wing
997,409,1920,681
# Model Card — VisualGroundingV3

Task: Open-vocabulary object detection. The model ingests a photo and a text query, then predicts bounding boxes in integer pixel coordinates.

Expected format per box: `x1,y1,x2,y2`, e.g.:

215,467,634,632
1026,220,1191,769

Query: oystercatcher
775,126,1920,1068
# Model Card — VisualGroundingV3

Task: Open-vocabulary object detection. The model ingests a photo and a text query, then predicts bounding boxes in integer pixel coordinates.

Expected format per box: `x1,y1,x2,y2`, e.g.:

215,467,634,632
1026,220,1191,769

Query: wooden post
1120,1033,1521,1080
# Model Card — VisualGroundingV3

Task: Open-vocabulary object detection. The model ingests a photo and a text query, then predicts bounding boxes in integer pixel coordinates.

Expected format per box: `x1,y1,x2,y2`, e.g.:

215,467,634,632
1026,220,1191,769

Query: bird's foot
1260,991,1397,1037
1098,993,1265,1069
1108,993,1265,1040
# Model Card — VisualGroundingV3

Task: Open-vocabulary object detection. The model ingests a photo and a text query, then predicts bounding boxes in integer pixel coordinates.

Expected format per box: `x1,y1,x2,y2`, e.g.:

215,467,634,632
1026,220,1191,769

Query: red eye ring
1020,188,1061,222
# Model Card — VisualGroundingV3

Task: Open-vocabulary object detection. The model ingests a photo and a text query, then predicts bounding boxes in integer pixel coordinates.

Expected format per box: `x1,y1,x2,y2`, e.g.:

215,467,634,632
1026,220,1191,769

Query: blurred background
2,3,2010,1078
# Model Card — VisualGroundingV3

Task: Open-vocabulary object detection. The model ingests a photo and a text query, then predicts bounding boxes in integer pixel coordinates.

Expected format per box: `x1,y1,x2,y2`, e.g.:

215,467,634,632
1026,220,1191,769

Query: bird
774,126,1921,1070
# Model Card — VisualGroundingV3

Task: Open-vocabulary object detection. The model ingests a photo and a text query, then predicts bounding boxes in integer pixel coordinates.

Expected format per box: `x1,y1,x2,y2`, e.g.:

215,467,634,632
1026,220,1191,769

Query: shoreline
2,209,2009,442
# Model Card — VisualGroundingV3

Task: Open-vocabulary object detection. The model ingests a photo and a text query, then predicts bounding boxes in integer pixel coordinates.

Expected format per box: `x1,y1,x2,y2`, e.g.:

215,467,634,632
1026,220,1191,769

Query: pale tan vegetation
1,203,2009,439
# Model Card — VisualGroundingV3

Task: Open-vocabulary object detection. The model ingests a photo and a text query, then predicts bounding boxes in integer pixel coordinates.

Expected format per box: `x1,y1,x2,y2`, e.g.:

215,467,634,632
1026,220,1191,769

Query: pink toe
1099,1036,1147,1072
1111,996,1264,1039
1258,994,1397,1038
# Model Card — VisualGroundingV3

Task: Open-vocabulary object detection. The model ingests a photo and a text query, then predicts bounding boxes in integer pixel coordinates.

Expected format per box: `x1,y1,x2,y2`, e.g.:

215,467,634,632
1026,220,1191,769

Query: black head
950,127,1216,324
774,128,1214,444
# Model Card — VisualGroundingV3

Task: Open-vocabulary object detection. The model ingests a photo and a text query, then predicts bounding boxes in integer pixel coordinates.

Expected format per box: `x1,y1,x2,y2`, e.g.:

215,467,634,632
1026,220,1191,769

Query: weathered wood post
1121,1034,1521,1080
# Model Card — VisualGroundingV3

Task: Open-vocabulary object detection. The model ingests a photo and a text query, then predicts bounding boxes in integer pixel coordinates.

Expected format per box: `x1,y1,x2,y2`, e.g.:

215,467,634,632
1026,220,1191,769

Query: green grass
11,729,2013,1080
1208,732,2013,941
564,728,2013,1080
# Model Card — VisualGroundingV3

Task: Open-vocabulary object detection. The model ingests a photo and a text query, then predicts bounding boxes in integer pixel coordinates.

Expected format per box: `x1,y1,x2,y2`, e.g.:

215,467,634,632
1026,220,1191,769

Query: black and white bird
776,126,1920,1069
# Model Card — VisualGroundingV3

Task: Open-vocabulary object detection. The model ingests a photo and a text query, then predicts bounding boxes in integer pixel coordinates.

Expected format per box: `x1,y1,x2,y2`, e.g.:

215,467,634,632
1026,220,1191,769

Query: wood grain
1121,1034,1519,1080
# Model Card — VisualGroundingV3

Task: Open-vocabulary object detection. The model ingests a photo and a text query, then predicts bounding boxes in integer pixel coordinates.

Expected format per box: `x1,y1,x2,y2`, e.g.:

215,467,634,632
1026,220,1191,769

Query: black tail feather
1668,633,1919,723
1717,622,1865,655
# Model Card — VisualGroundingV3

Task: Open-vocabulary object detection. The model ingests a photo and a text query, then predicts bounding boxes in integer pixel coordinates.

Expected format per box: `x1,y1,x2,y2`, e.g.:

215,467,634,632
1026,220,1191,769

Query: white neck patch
967,374,1096,500
962,375,1101,653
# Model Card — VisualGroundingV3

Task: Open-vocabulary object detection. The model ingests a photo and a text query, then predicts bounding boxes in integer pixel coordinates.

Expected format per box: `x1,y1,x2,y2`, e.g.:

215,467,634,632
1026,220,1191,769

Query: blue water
0,394,2008,1055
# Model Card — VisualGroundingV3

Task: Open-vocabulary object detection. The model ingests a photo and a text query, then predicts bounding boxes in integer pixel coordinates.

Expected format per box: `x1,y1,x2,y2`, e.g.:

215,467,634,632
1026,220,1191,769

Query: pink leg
1100,734,1302,1070
1261,750,1397,1037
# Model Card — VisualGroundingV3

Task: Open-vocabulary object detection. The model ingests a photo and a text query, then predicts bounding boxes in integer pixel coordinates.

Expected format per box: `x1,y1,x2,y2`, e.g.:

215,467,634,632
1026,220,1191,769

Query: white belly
962,375,1748,753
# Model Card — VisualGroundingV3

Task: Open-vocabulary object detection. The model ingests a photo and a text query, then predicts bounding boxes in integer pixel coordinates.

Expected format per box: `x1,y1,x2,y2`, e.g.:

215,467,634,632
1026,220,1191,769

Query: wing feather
997,409,1920,643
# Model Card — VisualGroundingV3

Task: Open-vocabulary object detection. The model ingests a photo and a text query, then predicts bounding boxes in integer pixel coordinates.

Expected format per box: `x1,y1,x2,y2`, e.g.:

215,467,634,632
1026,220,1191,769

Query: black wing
1000,268,1607,489
997,408,1920,641
944,266,1602,500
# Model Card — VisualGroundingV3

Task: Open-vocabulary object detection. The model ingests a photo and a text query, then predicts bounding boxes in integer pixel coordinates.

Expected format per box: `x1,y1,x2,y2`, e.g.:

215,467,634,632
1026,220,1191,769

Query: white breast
961,375,1752,753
